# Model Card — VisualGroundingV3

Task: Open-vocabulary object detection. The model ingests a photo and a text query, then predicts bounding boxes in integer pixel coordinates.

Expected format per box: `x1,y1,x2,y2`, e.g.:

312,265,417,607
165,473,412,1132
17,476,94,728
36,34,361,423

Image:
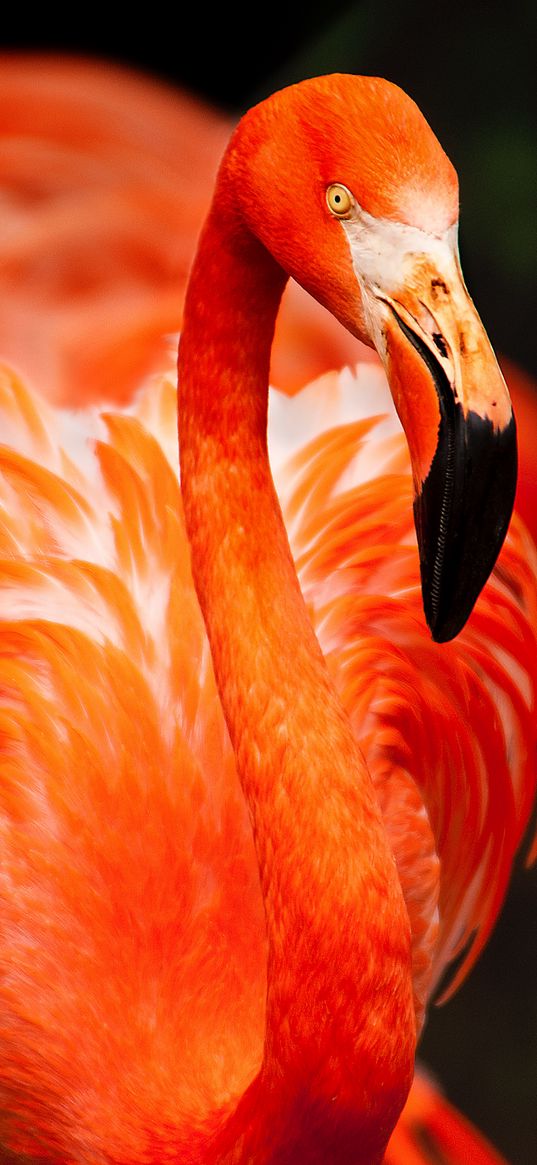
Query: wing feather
274,372,537,1018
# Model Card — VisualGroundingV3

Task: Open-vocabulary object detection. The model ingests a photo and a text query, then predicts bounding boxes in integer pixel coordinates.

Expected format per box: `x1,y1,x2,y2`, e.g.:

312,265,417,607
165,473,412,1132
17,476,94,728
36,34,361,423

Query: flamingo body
0,364,535,1161
0,72,535,1163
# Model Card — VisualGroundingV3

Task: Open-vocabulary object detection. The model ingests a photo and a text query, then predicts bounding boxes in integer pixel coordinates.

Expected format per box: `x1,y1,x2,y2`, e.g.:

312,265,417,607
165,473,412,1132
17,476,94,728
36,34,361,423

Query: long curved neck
178,190,415,1163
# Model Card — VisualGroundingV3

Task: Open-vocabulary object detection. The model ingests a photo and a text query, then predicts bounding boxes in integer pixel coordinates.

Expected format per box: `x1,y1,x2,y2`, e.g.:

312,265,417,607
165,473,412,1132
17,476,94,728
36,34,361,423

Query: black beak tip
415,409,518,644
426,601,474,645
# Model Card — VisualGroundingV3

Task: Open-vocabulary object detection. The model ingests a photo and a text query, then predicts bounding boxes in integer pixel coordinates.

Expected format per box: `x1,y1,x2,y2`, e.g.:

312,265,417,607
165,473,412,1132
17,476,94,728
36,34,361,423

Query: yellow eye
326,183,355,218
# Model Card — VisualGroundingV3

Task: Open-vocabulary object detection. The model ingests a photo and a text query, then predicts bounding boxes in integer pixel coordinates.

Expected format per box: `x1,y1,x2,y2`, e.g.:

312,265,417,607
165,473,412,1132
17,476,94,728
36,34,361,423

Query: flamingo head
226,73,516,642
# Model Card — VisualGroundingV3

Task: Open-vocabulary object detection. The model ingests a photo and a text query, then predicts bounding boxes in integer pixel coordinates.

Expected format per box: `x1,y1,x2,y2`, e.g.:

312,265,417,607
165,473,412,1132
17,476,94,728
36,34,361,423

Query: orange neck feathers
178,171,416,1162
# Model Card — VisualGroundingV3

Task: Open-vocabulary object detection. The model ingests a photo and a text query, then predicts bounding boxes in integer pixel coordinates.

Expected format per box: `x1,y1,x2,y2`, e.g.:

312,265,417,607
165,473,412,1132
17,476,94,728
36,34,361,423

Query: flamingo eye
326,183,355,219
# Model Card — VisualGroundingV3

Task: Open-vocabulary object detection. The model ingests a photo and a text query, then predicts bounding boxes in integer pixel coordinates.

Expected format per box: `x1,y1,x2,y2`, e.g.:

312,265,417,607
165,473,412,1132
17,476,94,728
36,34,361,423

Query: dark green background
2,3,536,1161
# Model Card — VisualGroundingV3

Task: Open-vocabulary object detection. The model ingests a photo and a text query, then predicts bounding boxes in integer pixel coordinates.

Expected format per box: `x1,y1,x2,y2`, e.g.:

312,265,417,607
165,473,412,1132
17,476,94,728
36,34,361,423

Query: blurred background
1,2,536,1161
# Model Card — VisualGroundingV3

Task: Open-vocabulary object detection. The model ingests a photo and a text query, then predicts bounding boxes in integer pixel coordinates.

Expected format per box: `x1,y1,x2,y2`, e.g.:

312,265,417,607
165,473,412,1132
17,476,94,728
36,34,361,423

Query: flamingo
0,72,536,1164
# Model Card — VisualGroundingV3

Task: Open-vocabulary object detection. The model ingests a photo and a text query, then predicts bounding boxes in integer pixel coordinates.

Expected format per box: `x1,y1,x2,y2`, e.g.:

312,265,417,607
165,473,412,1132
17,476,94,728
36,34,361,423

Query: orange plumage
0,61,535,1164
0,362,535,1161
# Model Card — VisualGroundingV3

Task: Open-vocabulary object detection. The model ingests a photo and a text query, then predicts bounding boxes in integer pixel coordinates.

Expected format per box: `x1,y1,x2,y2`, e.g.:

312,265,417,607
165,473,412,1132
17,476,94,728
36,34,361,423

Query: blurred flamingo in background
0,58,535,1164
0,55,364,406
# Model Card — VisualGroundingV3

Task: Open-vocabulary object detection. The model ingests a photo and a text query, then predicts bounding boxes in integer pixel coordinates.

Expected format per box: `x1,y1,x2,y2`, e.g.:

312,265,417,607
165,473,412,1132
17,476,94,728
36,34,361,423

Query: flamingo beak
378,249,517,642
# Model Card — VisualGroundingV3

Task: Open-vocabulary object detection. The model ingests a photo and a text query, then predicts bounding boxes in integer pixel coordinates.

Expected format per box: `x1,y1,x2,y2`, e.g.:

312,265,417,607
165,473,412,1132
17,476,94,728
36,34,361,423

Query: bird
0,72,535,1164
1,53,530,1165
